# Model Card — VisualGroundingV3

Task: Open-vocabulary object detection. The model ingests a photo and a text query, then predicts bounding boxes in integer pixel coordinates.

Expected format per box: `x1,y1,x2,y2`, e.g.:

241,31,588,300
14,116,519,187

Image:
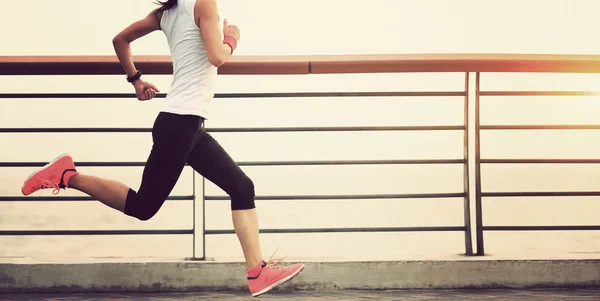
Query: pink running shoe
21,153,79,196
247,247,305,297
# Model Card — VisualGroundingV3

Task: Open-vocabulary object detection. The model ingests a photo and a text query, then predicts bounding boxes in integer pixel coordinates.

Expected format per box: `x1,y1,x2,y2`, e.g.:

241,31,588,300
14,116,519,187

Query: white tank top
160,0,217,118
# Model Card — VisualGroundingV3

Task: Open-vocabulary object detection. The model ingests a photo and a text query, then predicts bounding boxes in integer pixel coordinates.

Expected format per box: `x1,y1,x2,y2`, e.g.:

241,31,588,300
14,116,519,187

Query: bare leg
186,130,264,269
22,113,200,221
183,128,304,297
66,114,201,219
232,209,263,269
68,174,129,212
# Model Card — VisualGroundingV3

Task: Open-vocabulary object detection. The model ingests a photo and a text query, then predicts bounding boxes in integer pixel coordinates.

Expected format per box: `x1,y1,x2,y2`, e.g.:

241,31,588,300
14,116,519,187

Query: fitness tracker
127,70,142,83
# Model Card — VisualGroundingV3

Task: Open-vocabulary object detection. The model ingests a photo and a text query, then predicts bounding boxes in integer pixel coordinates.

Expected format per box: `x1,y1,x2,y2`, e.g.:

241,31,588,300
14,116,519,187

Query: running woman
20,0,304,297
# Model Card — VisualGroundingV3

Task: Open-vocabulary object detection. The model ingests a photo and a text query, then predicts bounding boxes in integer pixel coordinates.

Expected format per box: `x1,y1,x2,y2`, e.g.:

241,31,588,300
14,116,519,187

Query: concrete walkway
3,289,600,301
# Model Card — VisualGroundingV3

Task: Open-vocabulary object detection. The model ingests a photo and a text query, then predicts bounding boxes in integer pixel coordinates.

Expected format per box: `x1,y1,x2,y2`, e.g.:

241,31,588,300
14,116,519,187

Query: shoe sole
21,153,71,196
251,264,305,297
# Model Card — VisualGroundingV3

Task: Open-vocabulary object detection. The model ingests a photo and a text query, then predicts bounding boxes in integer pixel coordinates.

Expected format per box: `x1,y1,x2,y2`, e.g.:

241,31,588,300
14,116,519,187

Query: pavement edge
1,260,600,293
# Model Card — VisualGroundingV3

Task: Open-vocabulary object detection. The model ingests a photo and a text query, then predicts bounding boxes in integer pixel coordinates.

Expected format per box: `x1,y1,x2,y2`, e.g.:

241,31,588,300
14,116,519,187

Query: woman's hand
223,18,240,41
133,79,160,101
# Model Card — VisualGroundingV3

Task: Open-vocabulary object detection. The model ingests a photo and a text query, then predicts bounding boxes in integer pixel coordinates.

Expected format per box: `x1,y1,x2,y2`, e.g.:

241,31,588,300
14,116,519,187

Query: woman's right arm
195,0,240,67
112,9,161,100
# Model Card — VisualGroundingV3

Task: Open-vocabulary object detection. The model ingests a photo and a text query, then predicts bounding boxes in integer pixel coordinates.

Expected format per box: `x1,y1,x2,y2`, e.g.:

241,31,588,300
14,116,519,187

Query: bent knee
124,189,164,221
230,176,255,210
127,204,160,221
236,176,255,197
133,208,160,221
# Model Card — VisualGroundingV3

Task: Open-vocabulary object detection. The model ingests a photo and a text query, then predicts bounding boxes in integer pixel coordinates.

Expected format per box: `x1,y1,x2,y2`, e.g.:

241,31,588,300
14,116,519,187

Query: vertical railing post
192,169,206,260
463,72,474,256
192,171,197,259
474,72,485,256
202,175,207,260
191,123,208,261
202,122,207,260
191,173,207,261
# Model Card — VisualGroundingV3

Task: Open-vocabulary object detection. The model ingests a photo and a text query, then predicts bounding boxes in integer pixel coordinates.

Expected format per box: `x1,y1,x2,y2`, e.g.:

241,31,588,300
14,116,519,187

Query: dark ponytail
155,0,177,13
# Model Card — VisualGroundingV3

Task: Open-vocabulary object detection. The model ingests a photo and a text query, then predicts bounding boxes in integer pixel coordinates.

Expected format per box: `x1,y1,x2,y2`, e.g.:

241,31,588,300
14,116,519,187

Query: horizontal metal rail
479,91,600,96
481,159,600,164
206,226,466,235
4,54,600,74
0,91,466,99
0,159,465,168
0,196,193,202
0,128,154,133
205,193,465,201
0,126,464,133
235,159,465,166
483,226,600,231
480,125,600,130
482,191,600,197
0,230,193,236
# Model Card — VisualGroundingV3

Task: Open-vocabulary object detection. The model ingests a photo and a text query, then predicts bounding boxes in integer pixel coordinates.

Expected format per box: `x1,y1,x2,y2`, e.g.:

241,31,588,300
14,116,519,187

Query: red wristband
223,35,237,54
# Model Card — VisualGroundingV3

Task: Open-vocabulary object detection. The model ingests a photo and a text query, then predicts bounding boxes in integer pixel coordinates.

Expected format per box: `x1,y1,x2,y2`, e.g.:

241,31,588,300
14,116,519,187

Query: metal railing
474,72,600,255
2,54,600,258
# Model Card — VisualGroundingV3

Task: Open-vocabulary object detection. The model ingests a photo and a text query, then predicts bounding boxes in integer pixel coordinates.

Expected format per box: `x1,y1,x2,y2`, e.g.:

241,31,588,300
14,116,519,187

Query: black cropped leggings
124,111,255,221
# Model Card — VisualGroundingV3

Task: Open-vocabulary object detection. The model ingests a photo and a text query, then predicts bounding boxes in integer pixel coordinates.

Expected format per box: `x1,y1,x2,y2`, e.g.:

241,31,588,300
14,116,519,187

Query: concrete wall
1,0,600,262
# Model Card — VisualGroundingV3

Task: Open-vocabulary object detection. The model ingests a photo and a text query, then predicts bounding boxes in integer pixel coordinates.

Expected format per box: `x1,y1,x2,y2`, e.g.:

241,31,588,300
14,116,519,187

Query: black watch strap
127,70,142,83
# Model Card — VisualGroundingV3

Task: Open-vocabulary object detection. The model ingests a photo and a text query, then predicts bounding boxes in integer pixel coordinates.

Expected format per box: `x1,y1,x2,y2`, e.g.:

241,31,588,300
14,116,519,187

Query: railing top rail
2,54,600,75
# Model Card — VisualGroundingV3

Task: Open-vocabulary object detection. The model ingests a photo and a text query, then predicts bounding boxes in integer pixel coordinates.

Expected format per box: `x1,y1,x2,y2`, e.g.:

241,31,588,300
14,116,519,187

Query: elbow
112,35,128,48
208,55,225,67
112,36,122,48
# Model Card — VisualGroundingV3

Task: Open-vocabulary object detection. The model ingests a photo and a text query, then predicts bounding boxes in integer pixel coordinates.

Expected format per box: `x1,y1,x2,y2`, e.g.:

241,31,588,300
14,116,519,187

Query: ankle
248,259,265,269
246,260,265,276
65,172,81,188
249,257,265,268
